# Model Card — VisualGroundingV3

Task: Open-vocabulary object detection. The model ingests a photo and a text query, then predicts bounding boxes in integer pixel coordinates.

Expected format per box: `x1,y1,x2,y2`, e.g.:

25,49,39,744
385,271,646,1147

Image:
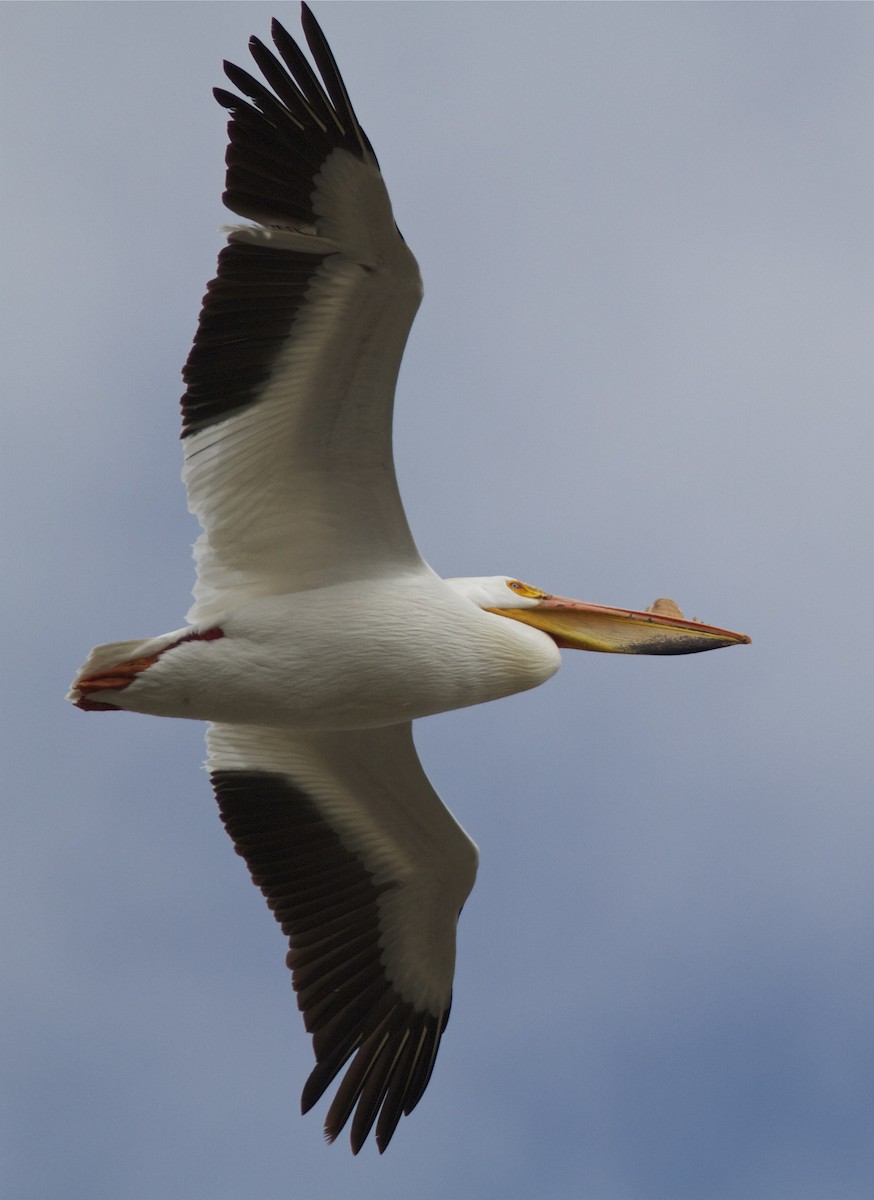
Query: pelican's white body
78,571,561,729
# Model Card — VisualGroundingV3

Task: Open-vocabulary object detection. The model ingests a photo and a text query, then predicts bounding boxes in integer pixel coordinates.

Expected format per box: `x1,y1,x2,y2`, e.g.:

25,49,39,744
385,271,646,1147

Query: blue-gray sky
4,2,874,1197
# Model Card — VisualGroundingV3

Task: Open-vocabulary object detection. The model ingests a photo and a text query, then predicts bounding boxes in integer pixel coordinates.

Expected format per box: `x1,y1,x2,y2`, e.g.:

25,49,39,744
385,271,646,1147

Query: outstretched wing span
182,5,425,625
207,722,478,1153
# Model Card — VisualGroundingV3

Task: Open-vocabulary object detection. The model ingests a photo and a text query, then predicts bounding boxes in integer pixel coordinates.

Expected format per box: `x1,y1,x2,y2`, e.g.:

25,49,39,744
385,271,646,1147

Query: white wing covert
207,721,478,1153
182,8,424,624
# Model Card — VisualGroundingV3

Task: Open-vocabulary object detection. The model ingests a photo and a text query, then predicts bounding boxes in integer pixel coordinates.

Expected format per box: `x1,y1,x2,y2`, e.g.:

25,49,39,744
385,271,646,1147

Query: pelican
69,4,748,1153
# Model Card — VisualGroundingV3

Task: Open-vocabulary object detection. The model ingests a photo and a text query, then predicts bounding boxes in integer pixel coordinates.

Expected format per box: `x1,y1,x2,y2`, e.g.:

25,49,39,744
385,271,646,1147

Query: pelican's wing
182,5,424,624
207,721,478,1153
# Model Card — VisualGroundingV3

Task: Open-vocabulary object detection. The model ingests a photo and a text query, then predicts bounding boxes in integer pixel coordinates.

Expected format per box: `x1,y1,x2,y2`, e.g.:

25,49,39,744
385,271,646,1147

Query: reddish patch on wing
74,626,224,711
173,627,225,646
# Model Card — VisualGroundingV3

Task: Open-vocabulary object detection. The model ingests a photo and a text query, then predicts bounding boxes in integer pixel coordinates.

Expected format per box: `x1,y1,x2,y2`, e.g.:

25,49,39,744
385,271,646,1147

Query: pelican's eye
506,579,547,600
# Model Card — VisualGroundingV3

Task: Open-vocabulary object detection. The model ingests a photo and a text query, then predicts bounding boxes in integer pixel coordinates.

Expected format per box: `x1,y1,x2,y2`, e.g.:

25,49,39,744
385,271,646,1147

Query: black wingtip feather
298,4,377,163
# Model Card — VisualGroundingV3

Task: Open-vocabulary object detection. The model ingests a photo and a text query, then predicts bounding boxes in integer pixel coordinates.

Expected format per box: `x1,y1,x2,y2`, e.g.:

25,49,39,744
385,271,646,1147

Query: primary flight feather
70,3,748,1153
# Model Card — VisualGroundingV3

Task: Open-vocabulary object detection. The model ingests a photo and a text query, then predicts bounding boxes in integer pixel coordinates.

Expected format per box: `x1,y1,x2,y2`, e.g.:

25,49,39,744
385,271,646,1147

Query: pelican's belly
117,574,561,729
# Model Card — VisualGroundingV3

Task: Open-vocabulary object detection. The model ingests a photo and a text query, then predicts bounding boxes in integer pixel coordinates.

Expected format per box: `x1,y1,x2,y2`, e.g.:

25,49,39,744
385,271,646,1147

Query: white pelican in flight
69,4,748,1154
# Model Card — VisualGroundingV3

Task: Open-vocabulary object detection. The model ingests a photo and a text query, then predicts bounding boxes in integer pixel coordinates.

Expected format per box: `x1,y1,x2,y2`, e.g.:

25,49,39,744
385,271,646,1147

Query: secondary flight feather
70,3,748,1153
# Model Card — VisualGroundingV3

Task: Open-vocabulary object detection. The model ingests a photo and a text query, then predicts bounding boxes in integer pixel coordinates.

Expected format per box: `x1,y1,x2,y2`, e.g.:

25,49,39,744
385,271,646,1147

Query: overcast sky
4,2,874,1197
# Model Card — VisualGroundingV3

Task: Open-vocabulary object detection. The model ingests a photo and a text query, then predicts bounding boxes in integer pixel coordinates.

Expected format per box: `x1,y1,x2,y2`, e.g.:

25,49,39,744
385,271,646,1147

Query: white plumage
70,3,747,1153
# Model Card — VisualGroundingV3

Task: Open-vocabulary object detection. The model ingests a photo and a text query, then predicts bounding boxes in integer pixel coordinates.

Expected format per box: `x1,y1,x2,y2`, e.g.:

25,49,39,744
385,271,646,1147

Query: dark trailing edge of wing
181,241,329,437
213,769,450,1154
181,3,377,438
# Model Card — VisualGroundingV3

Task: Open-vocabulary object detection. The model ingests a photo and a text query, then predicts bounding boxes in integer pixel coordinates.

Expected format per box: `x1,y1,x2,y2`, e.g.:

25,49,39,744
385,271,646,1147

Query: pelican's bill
494,596,751,655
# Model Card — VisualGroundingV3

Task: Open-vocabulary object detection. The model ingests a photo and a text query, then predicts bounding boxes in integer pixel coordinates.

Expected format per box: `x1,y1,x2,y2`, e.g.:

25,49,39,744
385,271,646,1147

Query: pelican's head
446,576,750,655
